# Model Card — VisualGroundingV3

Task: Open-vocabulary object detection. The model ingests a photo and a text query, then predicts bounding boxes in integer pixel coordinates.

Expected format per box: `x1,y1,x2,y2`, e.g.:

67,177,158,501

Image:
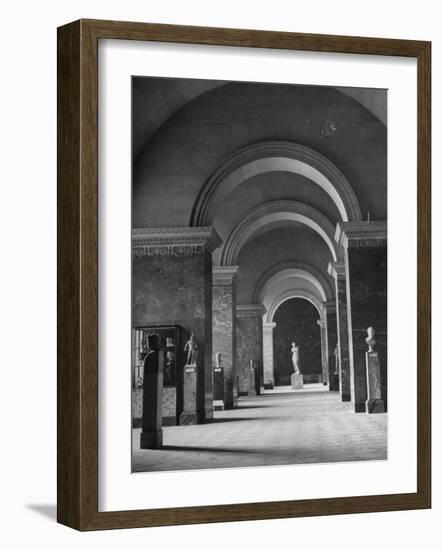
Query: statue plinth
365,351,385,413
213,366,224,410
179,363,199,425
291,373,303,390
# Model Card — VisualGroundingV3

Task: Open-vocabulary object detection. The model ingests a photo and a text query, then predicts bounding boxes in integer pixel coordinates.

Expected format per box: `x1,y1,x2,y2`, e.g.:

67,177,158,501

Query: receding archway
273,297,322,386
190,141,362,226
219,200,343,266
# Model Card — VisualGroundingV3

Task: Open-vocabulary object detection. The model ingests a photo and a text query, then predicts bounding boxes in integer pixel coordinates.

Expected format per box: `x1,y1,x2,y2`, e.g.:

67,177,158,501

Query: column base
366,398,385,414
291,373,303,390
264,382,274,390
204,407,214,420
354,402,366,413
213,400,224,411
140,429,163,449
179,412,199,425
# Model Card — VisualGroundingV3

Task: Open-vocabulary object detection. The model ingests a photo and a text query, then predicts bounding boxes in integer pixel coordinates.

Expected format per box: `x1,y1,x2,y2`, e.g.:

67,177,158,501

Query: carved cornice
236,304,266,318
213,265,239,286
335,221,387,249
327,261,346,281
132,227,222,257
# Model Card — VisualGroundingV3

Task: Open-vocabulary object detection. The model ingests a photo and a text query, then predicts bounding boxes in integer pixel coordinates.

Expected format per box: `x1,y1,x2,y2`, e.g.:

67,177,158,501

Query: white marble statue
184,333,198,365
291,341,301,374
365,326,376,352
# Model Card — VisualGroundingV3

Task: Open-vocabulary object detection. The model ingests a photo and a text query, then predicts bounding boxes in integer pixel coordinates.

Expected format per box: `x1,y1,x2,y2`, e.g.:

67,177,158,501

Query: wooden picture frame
57,18,431,531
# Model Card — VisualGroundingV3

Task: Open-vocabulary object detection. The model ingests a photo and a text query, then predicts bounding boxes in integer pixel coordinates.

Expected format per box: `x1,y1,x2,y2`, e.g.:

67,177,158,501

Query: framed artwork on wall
57,19,431,530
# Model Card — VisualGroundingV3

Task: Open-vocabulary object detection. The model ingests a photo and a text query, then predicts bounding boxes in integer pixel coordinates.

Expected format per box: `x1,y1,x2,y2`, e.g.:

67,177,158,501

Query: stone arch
190,141,362,226
266,289,326,324
253,260,334,304
220,200,343,265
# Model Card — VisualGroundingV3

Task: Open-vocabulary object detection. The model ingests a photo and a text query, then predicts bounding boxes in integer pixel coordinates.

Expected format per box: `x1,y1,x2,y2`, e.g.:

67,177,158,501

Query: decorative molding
335,221,387,249
190,141,362,226
327,261,346,281
325,300,337,313
236,304,266,318
263,322,277,331
132,226,222,257
213,265,239,286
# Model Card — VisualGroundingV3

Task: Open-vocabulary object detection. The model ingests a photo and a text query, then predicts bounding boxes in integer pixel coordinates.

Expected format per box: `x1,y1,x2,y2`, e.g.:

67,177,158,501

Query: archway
190,141,362,226
272,297,322,386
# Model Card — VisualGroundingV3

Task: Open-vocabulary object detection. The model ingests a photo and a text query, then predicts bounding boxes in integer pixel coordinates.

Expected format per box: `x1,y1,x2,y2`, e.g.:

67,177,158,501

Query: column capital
263,321,277,331
236,304,266,318
327,261,346,281
335,221,387,249
213,265,239,286
132,226,222,257
317,319,327,328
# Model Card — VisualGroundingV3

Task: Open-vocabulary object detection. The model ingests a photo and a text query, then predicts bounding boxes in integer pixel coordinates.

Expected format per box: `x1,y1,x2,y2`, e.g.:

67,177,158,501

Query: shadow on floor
25,504,57,521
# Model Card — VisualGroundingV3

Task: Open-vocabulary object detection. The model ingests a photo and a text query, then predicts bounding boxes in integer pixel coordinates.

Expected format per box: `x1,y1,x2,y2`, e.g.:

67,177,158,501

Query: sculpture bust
365,326,376,352
184,333,198,365
291,341,301,374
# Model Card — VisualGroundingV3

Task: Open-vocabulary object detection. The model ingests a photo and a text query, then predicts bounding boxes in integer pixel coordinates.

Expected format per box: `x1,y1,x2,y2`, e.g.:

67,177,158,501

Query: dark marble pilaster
132,227,221,423
235,305,265,394
335,221,387,413
325,301,339,391
212,266,238,410
328,261,351,402
262,321,276,389
317,319,329,385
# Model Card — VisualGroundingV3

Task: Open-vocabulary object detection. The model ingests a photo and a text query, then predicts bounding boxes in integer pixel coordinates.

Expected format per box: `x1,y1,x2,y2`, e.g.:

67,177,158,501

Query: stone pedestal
140,349,163,449
365,351,385,413
328,262,351,402
248,366,257,396
132,227,221,424
179,364,199,425
291,373,303,389
335,222,387,413
247,360,261,396
213,266,238,410
213,367,224,411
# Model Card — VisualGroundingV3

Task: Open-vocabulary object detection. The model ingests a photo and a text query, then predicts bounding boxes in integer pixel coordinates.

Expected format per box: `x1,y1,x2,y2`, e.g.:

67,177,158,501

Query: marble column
262,321,276,389
132,227,221,423
328,261,351,402
317,319,329,385
212,266,239,410
235,305,265,395
335,221,387,413
325,301,339,391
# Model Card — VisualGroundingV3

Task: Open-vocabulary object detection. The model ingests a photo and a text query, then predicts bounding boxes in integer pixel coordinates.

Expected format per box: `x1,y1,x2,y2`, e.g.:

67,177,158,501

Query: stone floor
132,384,387,473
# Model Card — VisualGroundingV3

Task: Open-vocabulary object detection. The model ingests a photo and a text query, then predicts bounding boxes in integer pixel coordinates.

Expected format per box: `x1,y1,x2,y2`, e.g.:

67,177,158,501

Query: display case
132,325,185,426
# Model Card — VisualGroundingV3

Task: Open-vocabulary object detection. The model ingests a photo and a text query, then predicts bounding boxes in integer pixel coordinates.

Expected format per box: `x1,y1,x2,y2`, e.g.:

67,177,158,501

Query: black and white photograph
131,76,388,473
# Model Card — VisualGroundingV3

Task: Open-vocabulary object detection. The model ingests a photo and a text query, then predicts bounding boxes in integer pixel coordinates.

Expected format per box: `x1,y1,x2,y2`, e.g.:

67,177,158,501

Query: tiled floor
132,384,387,473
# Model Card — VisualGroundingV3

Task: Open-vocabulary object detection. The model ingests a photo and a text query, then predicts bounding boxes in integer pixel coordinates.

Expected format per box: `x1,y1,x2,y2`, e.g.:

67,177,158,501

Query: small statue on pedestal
215,351,222,369
365,326,376,352
291,341,301,374
184,333,198,365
